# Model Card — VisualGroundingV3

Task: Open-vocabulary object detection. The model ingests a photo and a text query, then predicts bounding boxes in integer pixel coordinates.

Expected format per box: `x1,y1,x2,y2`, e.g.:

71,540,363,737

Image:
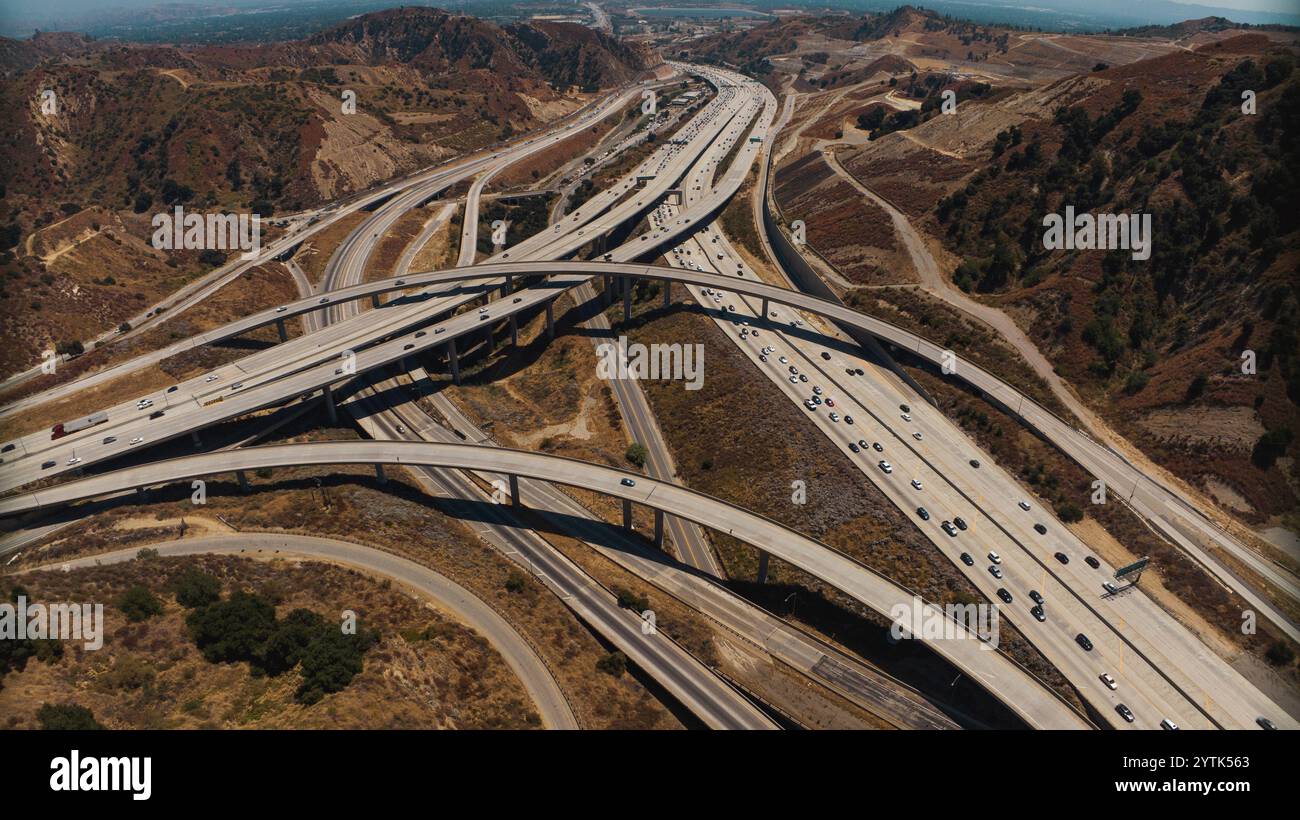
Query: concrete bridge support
545,300,555,339
756,551,771,584
276,318,288,342
236,471,250,493
323,384,338,424
509,474,520,507
622,498,633,531
653,509,664,548
448,338,460,385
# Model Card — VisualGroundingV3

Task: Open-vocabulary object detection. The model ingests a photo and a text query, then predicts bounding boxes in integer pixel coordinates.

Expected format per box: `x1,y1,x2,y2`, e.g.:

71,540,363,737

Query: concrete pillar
653,508,664,548
191,431,202,448
370,293,381,309
375,464,387,484
545,300,555,339
663,280,672,309
510,314,518,347
399,356,408,372
136,486,147,501
448,338,460,385
756,551,771,584
236,471,250,493
509,474,520,507
323,384,338,424
761,297,769,320
505,274,514,294
622,498,633,531
603,274,612,304
276,317,287,342
622,277,632,323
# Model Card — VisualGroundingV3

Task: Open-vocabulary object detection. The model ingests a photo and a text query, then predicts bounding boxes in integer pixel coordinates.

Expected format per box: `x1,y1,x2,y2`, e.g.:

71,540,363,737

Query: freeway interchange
2,62,1296,732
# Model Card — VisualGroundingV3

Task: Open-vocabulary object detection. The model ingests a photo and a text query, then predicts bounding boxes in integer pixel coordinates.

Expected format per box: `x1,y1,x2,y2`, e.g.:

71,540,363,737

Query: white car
878,461,893,474
910,479,923,490
1100,673,1117,690
129,437,144,446
829,412,840,423
913,432,923,441
67,456,81,466
901,413,912,422
205,374,219,383
988,552,1002,564
1018,500,1031,511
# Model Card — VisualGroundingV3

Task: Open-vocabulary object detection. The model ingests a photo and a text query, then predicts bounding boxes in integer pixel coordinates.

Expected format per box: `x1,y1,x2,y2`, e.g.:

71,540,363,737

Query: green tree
186,591,276,664
171,566,221,609
37,703,103,730
625,442,648,468
116,585,163,622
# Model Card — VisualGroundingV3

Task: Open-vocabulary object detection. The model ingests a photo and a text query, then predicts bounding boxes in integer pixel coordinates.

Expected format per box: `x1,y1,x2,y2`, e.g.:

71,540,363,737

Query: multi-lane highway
0,440,1091,729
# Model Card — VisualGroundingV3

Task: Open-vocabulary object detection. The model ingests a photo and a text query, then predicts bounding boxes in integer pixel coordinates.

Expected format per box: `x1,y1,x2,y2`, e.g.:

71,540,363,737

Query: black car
917,507,930,521
996,588,1013,604
149,410,165,419
1030,605,1046,622
403,343,414,350
1034,523,1048,535
167,385,178,393
953,517,968,531
872,442,884,452
899,404,910,413
1084,556,1100,569
1029,590,1045,605
849,442,860,453
969,459,980,468
1054,552,1070,564
820,352,831,361
846,368,856,375
1257,717,1276,730
1076,633,1093,651
1116,704,1135,723
959,553,974,566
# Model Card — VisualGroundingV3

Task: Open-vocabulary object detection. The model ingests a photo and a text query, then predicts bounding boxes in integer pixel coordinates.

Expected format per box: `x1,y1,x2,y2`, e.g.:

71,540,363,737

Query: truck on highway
51,411,108,440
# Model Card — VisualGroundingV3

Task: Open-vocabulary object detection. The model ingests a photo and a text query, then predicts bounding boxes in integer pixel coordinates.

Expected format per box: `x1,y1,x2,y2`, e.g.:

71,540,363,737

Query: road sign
1115,557,1150,583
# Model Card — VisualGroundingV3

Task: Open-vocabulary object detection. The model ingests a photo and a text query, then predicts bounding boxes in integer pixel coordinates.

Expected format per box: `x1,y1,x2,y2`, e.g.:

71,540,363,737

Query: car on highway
813,386,822,395
1054,552,1070,564
910,479,923,490
1160,718,1179,730
136,399,153,410
848,442,860,453
1018,500,1031,511
149,410,164,420
41,460,56,470
205,374,220,383
620,478,636,487
232,382,244,390
941,521,958,536
319,297,329,304
1075,633,1093,651
1034,523,1048,535
878,461,892,474
872,442,883,452
1103,581,1119,595
969,459,980,468
1029,590,1044,605
988,551,1001,564
844,415,854,424
912,431,923,441
1257,717,1276,730
1116,704,1135,723
276,306,287,313
917,507,930,520
129,437,144,446
953,517,967,531
1100,673,1117,690
824,398,834,407
403,343,415,350
988,565,1002,579
415,331,426,338
1084,556,1101,569
820,352,831,361
829,412,840,423
996,588,1013,604
959,552,974,566
798,374,807,382
102,436,116,445
1030,605,1046,622
901,413,911,422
